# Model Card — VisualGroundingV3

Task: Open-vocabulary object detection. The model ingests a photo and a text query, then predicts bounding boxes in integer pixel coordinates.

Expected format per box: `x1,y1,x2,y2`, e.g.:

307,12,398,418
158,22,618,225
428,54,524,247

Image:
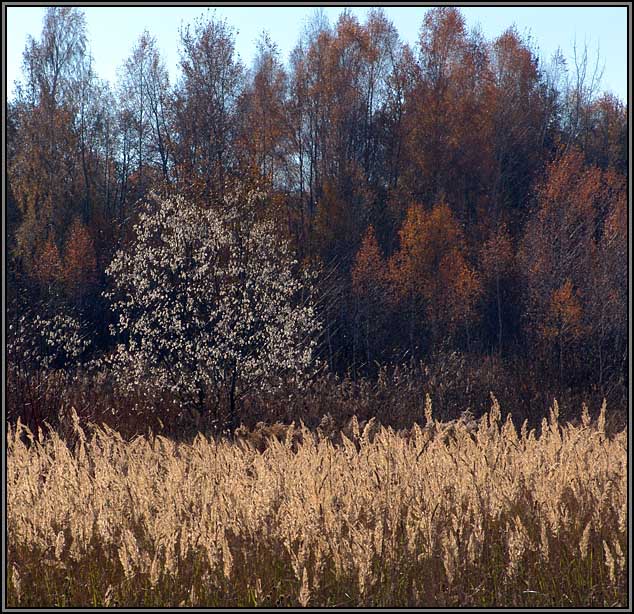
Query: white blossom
8,311,91,372
105,188,321,419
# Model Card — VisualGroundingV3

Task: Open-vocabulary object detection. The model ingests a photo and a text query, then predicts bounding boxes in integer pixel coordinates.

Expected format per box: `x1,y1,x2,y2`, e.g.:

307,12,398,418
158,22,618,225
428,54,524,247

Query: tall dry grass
7,398,627,607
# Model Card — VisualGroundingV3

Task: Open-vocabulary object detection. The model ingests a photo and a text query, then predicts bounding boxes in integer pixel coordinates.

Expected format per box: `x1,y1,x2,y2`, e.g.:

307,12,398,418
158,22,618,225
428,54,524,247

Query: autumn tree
403,8,493,226
20,7,88,108
583,93,627,173
32,234,63,299
378,43,418,251
9,7,117,318
519,148,625,380
173,12,244,202
486,27,550,227
288,11,401,267
237,33,288,185
541,278,585,381
389,202,481,354
11,70,83,283
63,217,97,307
520,151,591,369
304,12,372,265
351,225,390,368
478,223,516,353
358,10,400,181
581,170,627,387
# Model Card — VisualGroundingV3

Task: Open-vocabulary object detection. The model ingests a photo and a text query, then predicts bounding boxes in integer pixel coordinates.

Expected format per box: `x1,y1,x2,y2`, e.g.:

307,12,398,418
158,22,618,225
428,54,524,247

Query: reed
7,398,626,607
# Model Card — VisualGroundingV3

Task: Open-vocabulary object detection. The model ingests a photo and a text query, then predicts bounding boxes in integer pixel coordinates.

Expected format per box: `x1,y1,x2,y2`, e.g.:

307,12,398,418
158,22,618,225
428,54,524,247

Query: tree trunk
228,367,238,433
559,336,564,385
197,382,206,414
366,307,371,369
496,273,503,354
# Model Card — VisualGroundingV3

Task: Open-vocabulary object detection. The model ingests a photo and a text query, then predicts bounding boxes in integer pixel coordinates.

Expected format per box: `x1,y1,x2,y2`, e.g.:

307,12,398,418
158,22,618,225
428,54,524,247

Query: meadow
7,397,627,608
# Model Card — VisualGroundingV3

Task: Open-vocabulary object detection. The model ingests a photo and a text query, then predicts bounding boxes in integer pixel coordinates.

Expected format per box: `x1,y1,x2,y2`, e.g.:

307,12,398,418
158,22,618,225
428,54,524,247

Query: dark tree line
7,7,628,398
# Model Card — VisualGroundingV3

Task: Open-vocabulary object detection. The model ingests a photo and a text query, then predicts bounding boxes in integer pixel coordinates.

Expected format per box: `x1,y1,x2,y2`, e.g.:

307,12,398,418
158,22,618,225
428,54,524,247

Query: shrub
105,187,321,428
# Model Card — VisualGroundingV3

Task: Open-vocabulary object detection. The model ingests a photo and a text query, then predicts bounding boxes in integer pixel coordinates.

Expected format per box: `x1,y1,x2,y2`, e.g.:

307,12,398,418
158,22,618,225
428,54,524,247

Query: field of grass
7,398,627,607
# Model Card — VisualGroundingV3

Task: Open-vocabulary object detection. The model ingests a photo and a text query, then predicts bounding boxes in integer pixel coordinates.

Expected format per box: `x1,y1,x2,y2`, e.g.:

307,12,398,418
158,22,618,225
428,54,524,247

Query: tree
582,170,627,387
519,148,625,380
63,216,97,306
8,309,90,373
236,33,288,185
105,188,321,429
287,10,397,266
560,40,605,152
479,223,515,353
9,6,117,327
118,30,173,196
173,12,244,201
351,225,389,368
486,27,549,226
584,93,627,173
404,7,493,225
519,150,593,370
541,278,585,381
20,7,88,109
33,234,63,297
389,202,481,353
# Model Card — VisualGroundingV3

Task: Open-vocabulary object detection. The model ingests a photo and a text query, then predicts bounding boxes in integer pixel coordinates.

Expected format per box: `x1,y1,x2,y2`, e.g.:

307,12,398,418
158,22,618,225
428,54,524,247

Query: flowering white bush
105,188,321,425
8,312,92,372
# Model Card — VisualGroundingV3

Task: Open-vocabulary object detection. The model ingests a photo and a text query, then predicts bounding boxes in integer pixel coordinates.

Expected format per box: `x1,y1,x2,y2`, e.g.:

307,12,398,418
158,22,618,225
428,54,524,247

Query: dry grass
7,397,627,607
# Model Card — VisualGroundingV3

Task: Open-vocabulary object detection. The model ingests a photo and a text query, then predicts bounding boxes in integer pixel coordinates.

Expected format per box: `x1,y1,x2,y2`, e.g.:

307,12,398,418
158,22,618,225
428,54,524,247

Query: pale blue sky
6,5,628,102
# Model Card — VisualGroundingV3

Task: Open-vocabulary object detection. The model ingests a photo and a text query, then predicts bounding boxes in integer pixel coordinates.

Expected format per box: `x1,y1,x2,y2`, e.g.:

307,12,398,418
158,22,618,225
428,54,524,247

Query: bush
104,188,321,428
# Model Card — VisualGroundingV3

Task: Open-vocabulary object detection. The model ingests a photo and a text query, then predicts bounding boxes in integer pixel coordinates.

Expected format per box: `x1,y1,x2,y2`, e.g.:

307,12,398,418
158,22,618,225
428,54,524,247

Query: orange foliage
480,223,514,284
390,202,481,337
520,147,626,366
352,225,388,299
63,217,97,295
405,8,494,216
33,235,63,287
541,279,585,342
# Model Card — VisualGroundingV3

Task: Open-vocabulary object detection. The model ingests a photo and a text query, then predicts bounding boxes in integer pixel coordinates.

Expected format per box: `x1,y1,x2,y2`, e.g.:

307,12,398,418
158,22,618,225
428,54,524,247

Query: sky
5,5,628,102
